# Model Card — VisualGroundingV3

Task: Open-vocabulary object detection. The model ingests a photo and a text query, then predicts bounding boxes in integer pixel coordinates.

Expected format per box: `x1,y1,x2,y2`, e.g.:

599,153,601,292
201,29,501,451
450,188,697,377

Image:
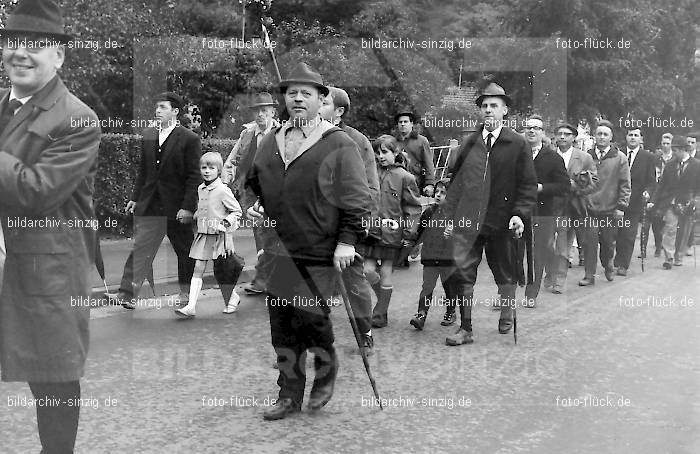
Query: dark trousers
28,380,80,454
614,211,641,270
251,225,274,289
266,255,337,405
340,258,373,334
641,212,665,252
118,216,194,297
581,214,619,277
418,264,461,314
525,216,556,299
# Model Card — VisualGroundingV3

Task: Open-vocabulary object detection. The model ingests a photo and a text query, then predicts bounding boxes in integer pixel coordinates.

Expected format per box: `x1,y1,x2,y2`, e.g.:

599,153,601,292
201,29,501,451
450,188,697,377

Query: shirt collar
627,147,639,155
558,146,574,156
531,143,542,157
159,121,177,135
482,125,503,142
283,115,322,138
595,146,610,157
8,89,32,105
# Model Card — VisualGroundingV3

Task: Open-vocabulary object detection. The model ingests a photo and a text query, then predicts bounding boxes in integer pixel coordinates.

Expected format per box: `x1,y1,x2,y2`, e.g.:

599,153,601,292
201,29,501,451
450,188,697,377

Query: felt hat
248,92,276,108
475,83,511,107
279,63,329,96
1,0,71,43
555,122,578,137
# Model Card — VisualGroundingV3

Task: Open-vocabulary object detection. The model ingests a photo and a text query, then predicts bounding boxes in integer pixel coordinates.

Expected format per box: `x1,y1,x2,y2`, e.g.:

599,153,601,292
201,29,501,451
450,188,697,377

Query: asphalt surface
1,249,699,453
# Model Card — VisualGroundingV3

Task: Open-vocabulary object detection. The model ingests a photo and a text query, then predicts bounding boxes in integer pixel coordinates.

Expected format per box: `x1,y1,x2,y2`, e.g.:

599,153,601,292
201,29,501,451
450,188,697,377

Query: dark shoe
498,318,513,334
578,276,595,286
359,334,374,356
654,248,662,257
445,328,473,346
616,267,627,276
440,311,456,326
116,292,137,310
243,281,265,294
308,353,338,410
410,312,427,330
673,259,683,266
263,397,301,421
371,313,388,328
604,268,615,281
662,261,673,270
551,285,564,294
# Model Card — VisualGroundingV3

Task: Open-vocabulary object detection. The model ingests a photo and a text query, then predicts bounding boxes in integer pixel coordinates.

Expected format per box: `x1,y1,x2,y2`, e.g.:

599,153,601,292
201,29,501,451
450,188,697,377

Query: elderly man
224,92,279,295
246,63,371,419
545,123,598,293
641,133,676,256
613,127,656,276
522,115,568,307
578,120,631,286
649,136,700,268
393,109,435,196
320,86,379,354
442,83,537,346
0,1,101,452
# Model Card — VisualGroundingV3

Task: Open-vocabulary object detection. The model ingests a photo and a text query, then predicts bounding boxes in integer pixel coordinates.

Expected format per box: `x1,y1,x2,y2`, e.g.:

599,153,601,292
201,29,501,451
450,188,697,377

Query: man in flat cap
393,109,435,197
546,123,598,293
0,0,101,452
442,83,537,346
320,86,379,355
114,91,202,308
246,63,371,419
223,92,279,296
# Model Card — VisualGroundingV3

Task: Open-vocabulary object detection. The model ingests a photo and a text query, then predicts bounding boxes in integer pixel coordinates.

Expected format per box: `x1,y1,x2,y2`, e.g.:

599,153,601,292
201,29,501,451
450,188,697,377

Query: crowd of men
1,0,698,450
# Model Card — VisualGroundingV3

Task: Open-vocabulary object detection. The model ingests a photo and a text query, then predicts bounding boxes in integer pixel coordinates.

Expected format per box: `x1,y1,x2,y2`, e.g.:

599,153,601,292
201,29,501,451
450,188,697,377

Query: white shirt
158,122,177,147
558,147,573,169
626,147,639,167
253,121,275,147
595,146,610,161
482,125,503,147
531,143,542,160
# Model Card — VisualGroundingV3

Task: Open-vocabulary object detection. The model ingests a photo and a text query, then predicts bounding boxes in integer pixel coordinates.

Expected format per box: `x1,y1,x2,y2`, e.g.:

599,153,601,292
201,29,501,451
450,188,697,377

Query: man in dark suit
115,92,202,308
442,83,537,346
0,1,101,451
649,136,700,268
613,127,657,275
522,115,569,307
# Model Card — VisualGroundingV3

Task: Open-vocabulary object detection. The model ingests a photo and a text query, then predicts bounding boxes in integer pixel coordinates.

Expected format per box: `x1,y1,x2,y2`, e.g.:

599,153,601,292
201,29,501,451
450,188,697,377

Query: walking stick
639,206,648,272
336,268,383,410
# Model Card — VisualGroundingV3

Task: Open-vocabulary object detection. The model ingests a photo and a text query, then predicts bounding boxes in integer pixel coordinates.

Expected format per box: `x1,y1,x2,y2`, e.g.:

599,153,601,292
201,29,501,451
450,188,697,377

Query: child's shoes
223,290,241,314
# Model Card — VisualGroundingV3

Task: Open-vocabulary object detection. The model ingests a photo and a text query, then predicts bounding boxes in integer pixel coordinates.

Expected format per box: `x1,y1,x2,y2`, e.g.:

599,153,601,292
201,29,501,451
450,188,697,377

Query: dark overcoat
0,77,101,382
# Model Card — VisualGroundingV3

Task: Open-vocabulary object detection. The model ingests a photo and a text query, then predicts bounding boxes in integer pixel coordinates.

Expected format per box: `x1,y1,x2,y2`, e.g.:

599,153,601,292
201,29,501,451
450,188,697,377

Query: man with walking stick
246,63,371,420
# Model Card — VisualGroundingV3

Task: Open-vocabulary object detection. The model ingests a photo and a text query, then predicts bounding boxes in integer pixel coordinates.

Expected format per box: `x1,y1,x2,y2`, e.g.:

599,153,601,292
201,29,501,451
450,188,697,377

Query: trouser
119,216,194,297
661,209,694,262
581,213,619,277
251,225,274,289
688,220,697,249
28,380,81,454
525,216,556,299
548,216,582,289
417,264,461,314
614,211,642,270
641,212,665,252
453,233,518,329
340,258,373,334
266,255,337,405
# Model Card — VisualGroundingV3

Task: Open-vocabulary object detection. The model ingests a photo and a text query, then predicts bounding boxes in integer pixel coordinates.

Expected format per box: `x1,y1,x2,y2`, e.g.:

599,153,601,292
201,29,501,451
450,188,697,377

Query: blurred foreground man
0,1,101,452
246,63,371,419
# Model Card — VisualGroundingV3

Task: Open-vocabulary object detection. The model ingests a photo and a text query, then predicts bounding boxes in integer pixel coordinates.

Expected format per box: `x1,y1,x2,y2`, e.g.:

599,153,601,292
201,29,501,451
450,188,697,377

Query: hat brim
279,81,329,96
247,102,276,109
475,94,511,107
556,125,578,137
0,29,72,44
394,112,416,123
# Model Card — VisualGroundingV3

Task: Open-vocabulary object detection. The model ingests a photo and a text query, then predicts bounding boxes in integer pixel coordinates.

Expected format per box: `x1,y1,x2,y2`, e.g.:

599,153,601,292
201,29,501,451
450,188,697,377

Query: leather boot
371,287,392,328
263,397,301,421
446,294,473,345
498,300,514,334
308,349,339,410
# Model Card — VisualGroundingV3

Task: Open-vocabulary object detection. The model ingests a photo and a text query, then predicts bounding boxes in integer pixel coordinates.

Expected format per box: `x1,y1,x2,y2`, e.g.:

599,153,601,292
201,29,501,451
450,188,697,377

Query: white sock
228,289,240,307
186,277,203,311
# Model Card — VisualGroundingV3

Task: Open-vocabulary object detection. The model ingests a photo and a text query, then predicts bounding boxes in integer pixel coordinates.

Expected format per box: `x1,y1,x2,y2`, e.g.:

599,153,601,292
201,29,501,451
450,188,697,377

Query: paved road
1,251,698,453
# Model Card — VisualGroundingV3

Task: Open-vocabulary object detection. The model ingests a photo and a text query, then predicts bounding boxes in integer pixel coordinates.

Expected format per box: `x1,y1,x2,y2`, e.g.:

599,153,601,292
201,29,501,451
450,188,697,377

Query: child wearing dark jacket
363,135,422,328
409,179,463,329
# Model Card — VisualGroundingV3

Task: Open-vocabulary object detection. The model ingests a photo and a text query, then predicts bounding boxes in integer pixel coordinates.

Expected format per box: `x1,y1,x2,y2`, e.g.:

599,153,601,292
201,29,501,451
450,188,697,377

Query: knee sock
185,277,203,311
29,381,81,454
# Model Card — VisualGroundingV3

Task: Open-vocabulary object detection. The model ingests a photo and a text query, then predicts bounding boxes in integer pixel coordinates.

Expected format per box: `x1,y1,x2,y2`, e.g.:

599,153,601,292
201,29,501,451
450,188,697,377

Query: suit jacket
532,145,569,217
0,76,101,382
132,125,202,218
624,148,657,214
651,157,700,212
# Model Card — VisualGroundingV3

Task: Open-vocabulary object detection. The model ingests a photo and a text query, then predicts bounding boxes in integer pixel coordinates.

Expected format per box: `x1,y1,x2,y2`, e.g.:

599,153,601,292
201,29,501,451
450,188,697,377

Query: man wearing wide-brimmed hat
246,63,371,420
0,0,101,452
393,108,436,197
224,92,279,295
441,82,537,346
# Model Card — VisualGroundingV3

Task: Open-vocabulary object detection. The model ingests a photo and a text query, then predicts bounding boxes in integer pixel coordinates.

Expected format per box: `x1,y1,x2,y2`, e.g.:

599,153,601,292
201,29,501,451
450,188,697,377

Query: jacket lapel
0,77,64,146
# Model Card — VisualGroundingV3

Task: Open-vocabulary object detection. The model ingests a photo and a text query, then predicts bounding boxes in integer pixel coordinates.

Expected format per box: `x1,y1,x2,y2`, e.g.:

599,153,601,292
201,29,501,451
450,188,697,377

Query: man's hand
125,200,136,215
614,209,625,219
334,243,356,271
423,184,434,197
176,209,194,224
509,215,524,238
247,200,264,220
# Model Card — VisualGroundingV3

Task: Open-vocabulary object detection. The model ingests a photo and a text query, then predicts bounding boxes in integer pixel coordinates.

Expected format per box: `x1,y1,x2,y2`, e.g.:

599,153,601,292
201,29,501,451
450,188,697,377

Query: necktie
486,133,493,152
678,161,686,178
0,98,23,136
628,151,633,167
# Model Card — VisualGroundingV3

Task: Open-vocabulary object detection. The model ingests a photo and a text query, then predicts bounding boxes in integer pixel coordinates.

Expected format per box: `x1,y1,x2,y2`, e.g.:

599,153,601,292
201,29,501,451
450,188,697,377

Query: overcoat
0,76,101,382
